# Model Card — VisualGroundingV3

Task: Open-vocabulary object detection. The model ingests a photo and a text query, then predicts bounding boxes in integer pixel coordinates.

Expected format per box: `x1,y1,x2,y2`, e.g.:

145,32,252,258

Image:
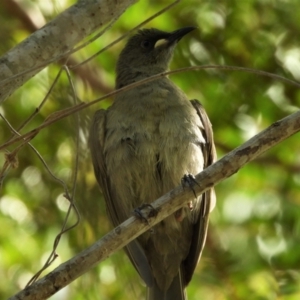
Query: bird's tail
147,269,187,300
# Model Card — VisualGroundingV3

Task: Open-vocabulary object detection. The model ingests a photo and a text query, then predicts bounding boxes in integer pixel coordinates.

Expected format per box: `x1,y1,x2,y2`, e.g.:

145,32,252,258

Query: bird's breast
104,83,205,206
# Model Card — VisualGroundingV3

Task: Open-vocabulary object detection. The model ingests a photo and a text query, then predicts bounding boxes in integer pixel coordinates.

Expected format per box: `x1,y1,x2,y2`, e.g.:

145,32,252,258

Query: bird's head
116,27,196,88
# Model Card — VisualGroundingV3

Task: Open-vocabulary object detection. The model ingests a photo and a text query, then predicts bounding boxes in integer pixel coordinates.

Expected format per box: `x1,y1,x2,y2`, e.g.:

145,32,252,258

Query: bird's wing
89,110,119,225
89,109,154,287
183,99,217,285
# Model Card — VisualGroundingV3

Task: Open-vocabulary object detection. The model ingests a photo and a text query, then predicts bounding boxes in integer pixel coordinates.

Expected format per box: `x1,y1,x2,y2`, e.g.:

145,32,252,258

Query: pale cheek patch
154,39,168,48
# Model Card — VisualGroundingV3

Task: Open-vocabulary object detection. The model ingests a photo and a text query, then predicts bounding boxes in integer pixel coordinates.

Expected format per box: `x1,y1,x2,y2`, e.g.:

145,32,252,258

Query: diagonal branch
8,109,300,300
0,0,137,104
1,64,300,152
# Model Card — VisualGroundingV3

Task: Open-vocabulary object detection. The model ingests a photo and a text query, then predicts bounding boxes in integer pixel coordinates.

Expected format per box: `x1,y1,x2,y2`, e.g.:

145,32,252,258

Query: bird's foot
133,204,158,225
181,173,200,200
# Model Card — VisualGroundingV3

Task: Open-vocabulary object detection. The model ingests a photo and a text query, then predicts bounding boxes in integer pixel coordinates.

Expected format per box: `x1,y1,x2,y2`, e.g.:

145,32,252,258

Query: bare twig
0,113,80,286
26,66,81,286
1,65,300,152
0,76,81,287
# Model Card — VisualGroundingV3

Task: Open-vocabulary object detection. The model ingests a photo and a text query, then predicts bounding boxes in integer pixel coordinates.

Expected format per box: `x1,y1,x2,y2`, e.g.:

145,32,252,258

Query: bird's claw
133,204,158,225
181,173,200,199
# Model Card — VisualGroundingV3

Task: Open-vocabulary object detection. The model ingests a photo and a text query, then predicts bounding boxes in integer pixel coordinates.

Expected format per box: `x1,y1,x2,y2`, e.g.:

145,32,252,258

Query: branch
8,109,300,300
2,0,113,95
0,0,137,103
1,64,300,152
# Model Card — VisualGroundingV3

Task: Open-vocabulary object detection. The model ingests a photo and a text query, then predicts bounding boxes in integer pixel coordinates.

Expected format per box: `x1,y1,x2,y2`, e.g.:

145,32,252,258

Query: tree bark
0,0,137,104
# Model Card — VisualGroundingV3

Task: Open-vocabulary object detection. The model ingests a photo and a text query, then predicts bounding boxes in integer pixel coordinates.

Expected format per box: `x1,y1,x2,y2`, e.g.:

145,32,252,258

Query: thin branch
1,64,300,152
26,66,81,286
8,109,300,300
0,109,81,288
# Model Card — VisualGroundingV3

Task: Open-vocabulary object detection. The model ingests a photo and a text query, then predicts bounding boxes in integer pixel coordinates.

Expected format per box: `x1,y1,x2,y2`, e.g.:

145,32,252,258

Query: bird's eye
141,40,151,49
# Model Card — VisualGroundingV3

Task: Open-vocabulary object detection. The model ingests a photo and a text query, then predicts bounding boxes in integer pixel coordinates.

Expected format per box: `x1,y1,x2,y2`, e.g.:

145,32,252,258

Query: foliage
0,0,300,299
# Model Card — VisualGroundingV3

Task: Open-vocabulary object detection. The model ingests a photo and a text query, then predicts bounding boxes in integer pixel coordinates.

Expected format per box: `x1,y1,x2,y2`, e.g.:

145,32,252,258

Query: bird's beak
167,26,196,44
154,26,196,49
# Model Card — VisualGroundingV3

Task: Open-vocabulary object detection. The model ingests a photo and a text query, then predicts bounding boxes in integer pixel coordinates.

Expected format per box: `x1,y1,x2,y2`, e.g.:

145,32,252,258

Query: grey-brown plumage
89,27,216,300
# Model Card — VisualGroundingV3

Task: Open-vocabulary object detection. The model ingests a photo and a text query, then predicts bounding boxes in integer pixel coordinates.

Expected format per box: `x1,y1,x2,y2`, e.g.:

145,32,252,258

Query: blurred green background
1,0,300,299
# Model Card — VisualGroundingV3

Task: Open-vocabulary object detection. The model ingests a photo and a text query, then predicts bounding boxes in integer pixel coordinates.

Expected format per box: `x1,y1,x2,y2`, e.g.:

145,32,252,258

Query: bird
89,27,216,300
